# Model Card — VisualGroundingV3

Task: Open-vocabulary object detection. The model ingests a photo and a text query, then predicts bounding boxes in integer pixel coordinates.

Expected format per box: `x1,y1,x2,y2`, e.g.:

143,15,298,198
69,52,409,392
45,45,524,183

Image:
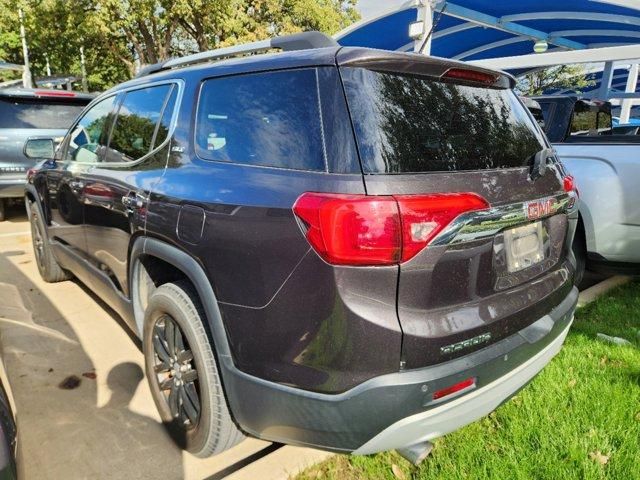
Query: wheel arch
128,237,233,361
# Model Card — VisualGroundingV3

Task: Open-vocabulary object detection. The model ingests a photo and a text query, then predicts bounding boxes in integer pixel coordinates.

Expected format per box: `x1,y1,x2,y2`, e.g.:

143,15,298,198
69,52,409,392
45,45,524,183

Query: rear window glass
570,104,612,136
195,69,326,171
342,68,546,173
0,98,85,129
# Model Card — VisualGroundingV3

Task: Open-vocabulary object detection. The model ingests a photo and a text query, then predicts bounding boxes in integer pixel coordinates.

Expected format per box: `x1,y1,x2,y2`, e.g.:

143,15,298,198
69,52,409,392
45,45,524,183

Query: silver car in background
529,96,640,284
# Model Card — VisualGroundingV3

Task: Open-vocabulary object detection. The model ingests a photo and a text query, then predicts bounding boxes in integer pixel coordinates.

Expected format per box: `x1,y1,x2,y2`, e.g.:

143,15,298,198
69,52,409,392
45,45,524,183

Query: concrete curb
577,275,632,308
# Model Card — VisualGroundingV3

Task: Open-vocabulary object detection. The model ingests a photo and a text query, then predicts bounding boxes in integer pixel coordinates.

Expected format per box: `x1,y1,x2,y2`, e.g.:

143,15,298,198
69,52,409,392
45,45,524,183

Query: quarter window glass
196,69,326,171
65,96,116,163
107,85,171,162
152,86,177,149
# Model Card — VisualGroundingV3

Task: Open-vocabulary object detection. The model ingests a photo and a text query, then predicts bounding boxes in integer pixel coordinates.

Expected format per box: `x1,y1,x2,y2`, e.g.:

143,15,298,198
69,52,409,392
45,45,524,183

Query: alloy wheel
152,314,201,428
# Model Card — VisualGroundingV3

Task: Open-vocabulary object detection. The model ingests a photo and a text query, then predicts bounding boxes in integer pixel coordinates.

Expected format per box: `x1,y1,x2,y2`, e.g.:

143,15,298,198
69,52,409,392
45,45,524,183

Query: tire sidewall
142,285,214,455
29,202,51,279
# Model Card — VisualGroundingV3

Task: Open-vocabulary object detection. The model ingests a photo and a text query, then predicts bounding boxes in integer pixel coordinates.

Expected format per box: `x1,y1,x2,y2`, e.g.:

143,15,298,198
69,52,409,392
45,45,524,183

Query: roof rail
136,31,338,78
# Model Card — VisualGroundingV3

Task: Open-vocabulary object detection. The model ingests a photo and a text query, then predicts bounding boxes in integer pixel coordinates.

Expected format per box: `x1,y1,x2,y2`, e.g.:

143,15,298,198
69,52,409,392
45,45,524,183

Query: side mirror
24,138,55,159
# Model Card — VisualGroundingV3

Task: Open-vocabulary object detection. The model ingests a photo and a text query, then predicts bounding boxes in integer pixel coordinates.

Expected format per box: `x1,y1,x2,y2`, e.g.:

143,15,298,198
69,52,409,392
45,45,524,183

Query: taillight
292,193,401,266
395,193,489,262
34,89,77,98
293,192,489,266
441,68,498,85
563,175,578,196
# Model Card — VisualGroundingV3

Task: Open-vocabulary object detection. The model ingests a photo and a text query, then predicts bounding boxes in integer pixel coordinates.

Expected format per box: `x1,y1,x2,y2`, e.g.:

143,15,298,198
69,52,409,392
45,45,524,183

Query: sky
356,0,406,19
355,0,640,20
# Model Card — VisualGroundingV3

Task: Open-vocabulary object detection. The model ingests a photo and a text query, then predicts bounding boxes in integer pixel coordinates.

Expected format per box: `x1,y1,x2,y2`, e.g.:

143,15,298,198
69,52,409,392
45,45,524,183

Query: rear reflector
432,377,476,401
442,68,498,85
293,192,489,266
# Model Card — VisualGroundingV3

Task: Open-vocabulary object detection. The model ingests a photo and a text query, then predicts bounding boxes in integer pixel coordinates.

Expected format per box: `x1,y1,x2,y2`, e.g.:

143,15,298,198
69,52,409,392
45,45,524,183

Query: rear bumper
0,178,26,199
222,287,578,453
355,316,572,454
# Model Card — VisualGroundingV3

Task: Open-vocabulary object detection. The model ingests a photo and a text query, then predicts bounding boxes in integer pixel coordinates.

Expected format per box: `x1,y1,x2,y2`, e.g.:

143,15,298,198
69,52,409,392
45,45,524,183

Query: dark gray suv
25,32,579,463
0,88,93,220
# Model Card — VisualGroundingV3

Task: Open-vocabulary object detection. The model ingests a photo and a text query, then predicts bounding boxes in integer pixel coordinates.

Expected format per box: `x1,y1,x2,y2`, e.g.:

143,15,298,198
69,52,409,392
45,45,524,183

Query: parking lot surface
0,205,330,479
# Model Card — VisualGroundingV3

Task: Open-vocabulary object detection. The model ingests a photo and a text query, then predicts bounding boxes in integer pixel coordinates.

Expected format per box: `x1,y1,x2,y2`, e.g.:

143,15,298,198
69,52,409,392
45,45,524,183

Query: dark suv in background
25,32,579,464
0,88,93,221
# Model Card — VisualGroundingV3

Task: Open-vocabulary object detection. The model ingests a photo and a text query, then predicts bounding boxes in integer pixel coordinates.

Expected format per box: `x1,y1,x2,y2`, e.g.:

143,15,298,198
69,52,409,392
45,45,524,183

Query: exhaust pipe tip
396,441,434,466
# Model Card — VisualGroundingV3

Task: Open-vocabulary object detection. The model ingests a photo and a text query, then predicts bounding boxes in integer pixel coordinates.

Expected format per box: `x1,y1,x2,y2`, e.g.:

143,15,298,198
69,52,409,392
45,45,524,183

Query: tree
517,64,596,96
0,0,359,90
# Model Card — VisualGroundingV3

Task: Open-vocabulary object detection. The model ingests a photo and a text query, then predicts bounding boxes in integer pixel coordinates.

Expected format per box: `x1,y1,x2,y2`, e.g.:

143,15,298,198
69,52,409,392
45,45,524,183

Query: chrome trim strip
431,193,571,246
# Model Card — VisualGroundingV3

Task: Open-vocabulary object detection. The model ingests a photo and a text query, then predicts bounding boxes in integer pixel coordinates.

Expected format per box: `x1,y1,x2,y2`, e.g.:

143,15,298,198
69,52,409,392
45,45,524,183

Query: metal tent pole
598,61,615,100
619,63,639,124
415,1,434,54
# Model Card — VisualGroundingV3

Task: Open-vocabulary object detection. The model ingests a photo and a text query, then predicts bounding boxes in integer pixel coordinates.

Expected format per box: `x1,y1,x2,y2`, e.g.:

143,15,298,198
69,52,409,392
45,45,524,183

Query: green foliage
0,0,358,91
517,64,596,96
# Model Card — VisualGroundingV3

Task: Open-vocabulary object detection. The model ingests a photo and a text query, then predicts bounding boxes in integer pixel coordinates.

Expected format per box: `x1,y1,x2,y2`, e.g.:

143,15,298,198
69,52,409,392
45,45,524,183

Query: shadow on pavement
0,251,184,479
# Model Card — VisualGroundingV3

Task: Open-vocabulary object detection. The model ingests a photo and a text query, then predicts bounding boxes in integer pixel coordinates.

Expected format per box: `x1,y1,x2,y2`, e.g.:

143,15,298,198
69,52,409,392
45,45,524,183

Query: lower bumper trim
353,319,573,455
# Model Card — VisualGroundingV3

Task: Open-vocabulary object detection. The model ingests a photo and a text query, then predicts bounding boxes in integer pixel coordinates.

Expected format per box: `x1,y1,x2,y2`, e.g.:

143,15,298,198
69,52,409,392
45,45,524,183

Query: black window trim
193,67,330,174
60,79,183,167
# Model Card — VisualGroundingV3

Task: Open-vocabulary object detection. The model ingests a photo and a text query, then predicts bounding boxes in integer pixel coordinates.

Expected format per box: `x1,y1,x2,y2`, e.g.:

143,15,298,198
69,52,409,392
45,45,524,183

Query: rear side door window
64,96,116,163
195,69,326,171
106,84,173,163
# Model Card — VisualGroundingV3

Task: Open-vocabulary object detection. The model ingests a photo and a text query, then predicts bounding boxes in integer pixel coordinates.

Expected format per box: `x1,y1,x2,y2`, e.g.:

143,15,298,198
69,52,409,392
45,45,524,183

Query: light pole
80,45,88,92
18,8,32,88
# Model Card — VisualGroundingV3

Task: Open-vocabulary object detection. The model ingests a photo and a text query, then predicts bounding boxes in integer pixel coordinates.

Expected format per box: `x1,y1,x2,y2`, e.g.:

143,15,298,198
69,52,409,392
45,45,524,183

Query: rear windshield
342,68,546,174
0,98,86,129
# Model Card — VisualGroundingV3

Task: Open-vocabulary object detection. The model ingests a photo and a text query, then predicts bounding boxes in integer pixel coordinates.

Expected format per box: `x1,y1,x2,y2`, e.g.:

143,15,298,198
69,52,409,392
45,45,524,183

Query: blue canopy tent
338,1,640,61
337,1,640,122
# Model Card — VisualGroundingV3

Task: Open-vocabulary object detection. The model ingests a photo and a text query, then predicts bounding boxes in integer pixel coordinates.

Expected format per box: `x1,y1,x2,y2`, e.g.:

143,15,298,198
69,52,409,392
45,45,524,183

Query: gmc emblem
525,198,557,221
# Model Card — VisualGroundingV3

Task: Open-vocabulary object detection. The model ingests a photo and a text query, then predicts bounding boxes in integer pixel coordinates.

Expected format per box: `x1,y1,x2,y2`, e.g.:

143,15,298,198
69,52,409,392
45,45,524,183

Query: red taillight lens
432,377,476,401
441,68,498,85
395,193,489,262
293,193,401,265
293,192,489,266
563,175,578,196
34,89,77,98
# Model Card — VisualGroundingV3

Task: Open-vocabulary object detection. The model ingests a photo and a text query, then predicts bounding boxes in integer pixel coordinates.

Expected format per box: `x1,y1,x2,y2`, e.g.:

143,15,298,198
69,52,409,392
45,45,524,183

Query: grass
297,282,640,480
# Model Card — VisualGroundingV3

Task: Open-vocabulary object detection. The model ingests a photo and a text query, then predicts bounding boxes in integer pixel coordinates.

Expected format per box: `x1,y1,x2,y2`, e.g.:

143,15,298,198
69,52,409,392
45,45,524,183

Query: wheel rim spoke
182,369,198,383
154,362,170,374
177,350,193,363
165,318,176,355
159,377,173,391
180,385,200,424
153,325,171,363
168,383,180,418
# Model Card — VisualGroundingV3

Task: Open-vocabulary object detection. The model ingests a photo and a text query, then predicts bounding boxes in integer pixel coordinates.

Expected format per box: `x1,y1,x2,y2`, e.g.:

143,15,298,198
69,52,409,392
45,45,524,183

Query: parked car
528,95,640,284
25,32,579,465
0,332,18,479
0,88,93,221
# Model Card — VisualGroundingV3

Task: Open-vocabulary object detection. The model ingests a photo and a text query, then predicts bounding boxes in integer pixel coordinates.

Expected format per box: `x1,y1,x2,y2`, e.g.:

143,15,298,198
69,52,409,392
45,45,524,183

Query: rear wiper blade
529,148,554,180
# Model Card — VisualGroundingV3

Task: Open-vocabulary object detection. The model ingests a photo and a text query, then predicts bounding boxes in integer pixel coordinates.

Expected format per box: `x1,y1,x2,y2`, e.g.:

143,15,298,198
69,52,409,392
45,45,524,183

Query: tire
572,220,587,289
28,202,70,283
143,280,244,457
0,199,5,222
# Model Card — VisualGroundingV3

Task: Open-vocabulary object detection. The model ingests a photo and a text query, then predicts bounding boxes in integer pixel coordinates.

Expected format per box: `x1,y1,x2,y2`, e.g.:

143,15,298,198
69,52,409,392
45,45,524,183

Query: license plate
503,222,545,273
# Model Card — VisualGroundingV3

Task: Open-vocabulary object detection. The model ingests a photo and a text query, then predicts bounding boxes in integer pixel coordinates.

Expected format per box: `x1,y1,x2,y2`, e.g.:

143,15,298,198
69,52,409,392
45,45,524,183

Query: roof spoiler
136,31,338,78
